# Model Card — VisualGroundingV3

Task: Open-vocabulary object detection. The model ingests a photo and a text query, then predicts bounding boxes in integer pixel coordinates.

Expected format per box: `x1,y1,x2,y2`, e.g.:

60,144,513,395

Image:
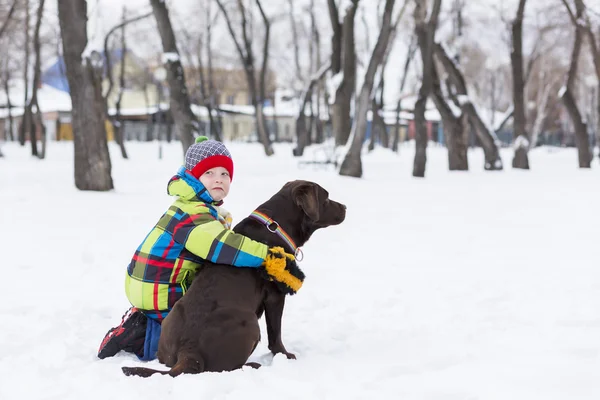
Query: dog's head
284,180,346,233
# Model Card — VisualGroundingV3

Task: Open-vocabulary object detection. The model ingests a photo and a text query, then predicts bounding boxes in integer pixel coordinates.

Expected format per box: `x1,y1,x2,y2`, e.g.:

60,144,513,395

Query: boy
98,136,300,360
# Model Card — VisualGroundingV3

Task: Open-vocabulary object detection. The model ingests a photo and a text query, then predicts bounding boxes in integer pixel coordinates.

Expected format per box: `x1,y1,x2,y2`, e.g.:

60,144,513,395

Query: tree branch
0,0,18,39
215,0,248,62
256,0,270,103
103,11,152,99
561,0,577,25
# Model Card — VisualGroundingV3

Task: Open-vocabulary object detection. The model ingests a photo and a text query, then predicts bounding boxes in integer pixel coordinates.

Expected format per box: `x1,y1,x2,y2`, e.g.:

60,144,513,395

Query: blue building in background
41,49,130,94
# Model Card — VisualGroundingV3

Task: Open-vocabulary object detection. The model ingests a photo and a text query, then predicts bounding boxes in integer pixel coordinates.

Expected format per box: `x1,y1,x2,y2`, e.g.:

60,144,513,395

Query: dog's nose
341,204,347,210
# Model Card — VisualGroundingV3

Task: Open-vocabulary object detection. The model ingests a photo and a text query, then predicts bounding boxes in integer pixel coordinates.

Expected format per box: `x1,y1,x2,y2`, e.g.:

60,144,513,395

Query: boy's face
199,166,231,202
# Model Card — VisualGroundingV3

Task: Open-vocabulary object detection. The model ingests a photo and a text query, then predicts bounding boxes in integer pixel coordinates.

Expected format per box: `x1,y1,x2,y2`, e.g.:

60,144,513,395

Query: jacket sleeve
173,205,268,267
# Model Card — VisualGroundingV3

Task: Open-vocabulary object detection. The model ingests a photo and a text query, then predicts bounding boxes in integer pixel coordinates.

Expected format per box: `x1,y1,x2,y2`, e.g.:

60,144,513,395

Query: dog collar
249,210,303,261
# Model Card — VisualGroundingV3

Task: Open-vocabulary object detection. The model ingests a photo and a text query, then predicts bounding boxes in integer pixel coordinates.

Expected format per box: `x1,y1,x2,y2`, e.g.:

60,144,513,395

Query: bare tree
434,43,503,170
19,0,45,158
58,0,113,191
288,0,303,85
413,0,441,178
150,0,197,155
328,0,359,147
30,0,46,159
19,0,30,147
0,0,17,39
2,67,15,142
339,0,400,178
0,6,15,148
430,54,469,170
102,9,152,159
392,36,417,152
529,69,555,150
572,0,600,160
182,2,224,142
310,0,325,144
370,0,405,151
561,0,592,167
216,0,274,155
294,62,331,156
510,0,530,169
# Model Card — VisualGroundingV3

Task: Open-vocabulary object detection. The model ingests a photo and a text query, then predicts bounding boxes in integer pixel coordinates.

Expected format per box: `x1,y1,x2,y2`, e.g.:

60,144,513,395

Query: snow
1,141,600,399
513,135,530,149
456,94,471,106
0,82,73,114
338,0,355,23
558,85,567,98
327,72,344,104
161,52,180,64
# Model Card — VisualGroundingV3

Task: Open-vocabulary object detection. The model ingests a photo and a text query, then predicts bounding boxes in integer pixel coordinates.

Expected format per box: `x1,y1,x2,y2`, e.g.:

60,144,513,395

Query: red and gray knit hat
185,136,234,180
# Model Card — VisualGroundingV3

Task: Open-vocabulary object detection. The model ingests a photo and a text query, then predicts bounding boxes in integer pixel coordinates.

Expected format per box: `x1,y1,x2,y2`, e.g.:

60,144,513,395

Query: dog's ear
292,182,319,221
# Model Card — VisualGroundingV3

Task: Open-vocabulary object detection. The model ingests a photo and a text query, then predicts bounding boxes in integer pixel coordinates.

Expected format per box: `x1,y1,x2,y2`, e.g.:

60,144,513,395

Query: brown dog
122,180,346,377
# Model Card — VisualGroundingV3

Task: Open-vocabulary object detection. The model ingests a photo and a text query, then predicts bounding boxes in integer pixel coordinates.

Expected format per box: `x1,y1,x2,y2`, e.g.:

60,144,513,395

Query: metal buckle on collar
267,220,279,233
294,248,304,262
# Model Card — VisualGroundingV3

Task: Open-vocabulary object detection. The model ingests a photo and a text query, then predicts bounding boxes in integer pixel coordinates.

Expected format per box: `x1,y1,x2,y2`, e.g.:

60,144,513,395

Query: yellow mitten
261,247,305,295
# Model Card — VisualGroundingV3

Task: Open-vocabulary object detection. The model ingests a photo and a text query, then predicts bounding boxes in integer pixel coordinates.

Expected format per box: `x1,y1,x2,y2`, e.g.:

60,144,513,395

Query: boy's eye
222,172,230,176
205,171,212,175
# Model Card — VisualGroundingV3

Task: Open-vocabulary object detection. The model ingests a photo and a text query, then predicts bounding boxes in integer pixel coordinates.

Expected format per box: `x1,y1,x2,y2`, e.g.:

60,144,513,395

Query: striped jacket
125,167,268,321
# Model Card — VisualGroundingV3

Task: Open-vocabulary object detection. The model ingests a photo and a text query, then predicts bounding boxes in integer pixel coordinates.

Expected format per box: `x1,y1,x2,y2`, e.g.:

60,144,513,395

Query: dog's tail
122,366,170,378
122,357,205,377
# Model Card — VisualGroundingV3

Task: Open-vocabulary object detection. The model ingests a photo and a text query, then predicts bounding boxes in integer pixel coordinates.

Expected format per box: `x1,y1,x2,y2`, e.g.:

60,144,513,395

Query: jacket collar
168,166,224,206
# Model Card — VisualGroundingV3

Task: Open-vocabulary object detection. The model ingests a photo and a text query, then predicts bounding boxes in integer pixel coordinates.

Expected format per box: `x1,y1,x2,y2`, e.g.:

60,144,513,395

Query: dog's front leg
264,289,296,360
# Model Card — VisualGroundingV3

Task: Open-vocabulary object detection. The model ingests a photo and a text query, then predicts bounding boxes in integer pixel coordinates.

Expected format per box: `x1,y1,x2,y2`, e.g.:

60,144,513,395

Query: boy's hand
261,247,305,295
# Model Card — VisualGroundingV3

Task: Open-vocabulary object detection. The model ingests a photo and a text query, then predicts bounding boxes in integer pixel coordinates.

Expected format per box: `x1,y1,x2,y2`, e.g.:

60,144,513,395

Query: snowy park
1,141,599,399
1,0,600,398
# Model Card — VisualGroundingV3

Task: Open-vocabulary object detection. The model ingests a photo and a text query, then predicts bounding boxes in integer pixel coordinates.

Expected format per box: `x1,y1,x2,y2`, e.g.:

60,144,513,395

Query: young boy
98,136,300,360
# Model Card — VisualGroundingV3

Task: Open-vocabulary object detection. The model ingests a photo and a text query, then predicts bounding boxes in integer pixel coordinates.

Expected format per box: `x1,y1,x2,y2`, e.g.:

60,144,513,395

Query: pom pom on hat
185,136,234,180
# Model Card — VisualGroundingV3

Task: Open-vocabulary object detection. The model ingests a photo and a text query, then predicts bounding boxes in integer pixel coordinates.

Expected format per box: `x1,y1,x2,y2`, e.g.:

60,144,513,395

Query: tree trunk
204,1,223,141
393,37,416,153
310,0,325,144
288,0,303,84
25,0,39,158
256,0,274,151
327,0,342,75
3,74,14,141
294,63,331,156
19,0,30,147
433,43,503,170
511,0,529,169
370,95,387,150
340,0,396,178
103,8,148,159
529,79,552,150
58,0,113,191
430,60,468,170
196,38,220,141
114,8,128,159
150,0,196,155
561,0,592,168
0,1,17,40
331,0,359,147
216,0,273,155
412,0,441,178
31,0,46,159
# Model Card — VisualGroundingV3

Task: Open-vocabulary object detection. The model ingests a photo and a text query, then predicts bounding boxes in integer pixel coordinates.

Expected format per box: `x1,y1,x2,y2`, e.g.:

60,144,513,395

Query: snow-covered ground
1,141,599,400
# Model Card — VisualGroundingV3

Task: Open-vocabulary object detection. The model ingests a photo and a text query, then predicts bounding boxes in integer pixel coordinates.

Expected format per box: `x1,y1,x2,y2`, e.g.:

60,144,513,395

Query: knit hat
185,136,234,180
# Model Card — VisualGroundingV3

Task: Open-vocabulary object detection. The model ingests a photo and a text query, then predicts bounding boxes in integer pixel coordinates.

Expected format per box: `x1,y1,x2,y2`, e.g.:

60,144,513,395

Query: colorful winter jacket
125,167,268,321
